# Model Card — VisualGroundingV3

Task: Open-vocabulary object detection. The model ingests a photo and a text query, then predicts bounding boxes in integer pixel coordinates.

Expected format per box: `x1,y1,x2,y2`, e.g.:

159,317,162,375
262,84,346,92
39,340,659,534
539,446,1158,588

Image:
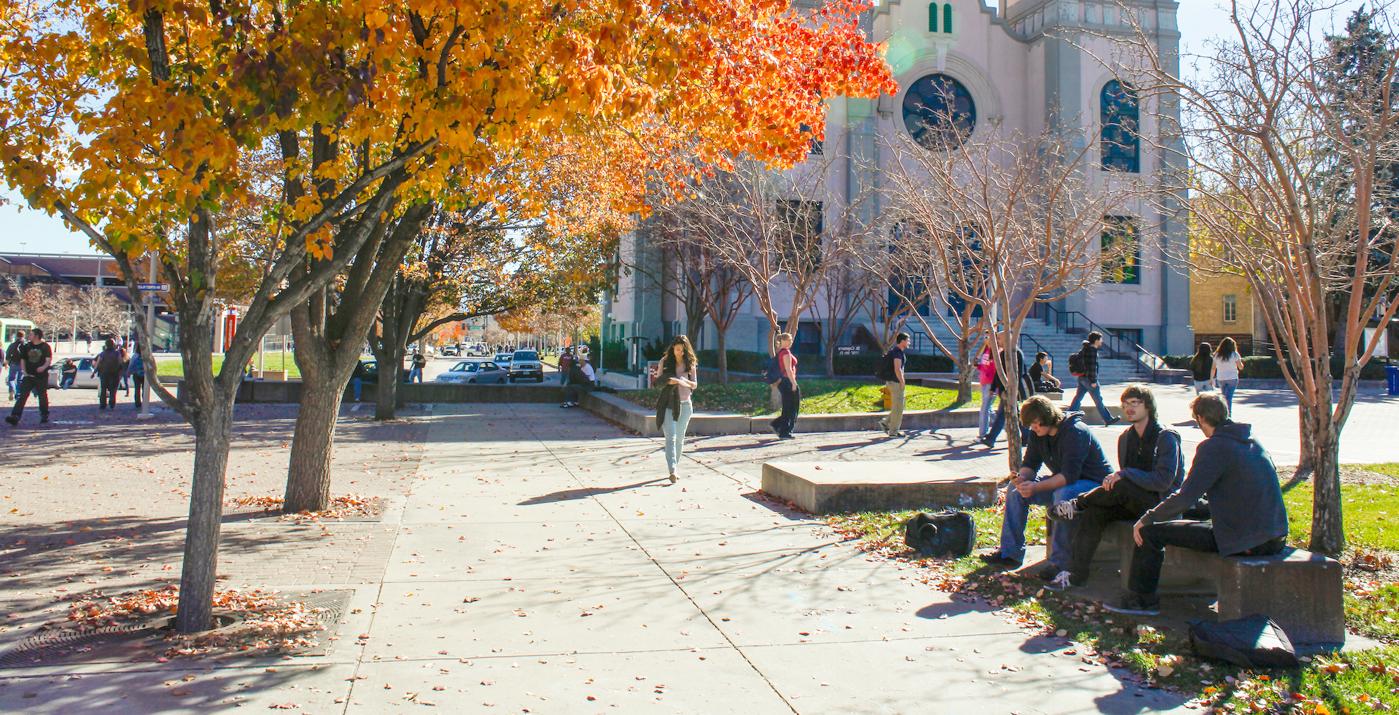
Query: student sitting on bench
1105,392,1288,616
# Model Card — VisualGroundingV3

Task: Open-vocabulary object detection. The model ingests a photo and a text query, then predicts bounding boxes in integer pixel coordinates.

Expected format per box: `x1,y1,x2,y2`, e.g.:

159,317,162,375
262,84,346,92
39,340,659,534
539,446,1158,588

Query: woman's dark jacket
654,361,694,429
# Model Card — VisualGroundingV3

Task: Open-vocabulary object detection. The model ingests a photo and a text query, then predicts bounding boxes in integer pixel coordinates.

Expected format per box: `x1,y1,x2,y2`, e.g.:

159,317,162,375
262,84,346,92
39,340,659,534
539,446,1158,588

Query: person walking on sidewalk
767,333,800,440
878,332,910,438
409,350,427,383
1068,331,1119,426
5,329,52,426
976,345,996,440
982,345,1033,448
1189,342,1214,394
4,329,25,401
128,346,146,409
652,335,699,483
118,337,131,395
558,347,574,386
95,338,124,410
1046,384,1186,591
1211,337,1244,415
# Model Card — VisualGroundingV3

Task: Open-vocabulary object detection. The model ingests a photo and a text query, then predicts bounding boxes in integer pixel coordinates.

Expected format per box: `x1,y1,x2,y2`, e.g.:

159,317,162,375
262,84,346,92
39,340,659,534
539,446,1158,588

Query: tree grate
0,589,353,668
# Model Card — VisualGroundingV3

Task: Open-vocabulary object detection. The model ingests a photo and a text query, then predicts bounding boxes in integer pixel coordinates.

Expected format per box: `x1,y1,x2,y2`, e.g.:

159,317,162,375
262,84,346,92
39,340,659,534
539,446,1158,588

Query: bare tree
884,125,1137,469
1120,0,1399,554
76,286,130,342
814,235,882,377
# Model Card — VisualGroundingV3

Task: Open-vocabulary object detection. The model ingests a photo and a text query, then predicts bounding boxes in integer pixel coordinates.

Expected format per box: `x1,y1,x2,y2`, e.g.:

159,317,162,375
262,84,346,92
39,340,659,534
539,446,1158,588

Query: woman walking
651,336,698,484
976,345,996,440
129,346,146,409
768,333,800,440
1189,342,1213,394
94,338,123,410
1211,338,1244,415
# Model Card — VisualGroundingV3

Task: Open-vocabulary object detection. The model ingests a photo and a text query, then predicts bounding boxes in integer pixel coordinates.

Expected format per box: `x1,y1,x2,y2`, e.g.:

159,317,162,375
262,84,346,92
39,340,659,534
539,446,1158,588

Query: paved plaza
0,383,1394,713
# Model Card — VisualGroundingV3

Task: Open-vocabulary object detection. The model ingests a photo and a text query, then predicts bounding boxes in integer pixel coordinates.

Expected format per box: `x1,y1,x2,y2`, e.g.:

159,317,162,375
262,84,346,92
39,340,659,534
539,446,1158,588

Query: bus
1,317,35,344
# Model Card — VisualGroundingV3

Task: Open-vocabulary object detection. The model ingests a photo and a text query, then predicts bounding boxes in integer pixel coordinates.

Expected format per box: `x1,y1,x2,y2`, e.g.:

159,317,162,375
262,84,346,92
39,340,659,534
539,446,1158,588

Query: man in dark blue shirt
980,395,1113,577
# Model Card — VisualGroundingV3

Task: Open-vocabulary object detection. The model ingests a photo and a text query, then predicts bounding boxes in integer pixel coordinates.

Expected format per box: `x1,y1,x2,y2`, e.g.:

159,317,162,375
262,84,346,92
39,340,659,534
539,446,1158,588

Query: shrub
694,349,953,377
1161,353,1392,380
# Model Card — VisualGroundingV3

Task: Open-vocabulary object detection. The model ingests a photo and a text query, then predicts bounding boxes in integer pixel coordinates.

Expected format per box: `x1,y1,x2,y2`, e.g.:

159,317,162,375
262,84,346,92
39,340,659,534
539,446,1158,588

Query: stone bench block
1218,549,1345,646
760,460,999,514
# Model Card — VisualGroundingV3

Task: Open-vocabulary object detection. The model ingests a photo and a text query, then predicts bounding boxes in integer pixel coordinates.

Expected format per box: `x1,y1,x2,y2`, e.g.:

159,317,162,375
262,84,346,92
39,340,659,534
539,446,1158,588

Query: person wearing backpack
981,345,1034,448
5,330,26,401
877,332,910,438
128,345,146,409
766,332,799,439
94,338,124,410
1067,331,1118,426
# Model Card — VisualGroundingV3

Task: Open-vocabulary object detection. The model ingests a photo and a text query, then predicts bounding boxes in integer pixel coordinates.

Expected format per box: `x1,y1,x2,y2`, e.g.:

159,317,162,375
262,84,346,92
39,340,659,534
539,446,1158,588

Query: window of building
1223,294,1238,323
776,199,823,274
795,321,823,355
928,3,953,33
944,3,953,33
1100,80,1140,173
1101,216,1141,285
902,73,976,149
928,2,938,32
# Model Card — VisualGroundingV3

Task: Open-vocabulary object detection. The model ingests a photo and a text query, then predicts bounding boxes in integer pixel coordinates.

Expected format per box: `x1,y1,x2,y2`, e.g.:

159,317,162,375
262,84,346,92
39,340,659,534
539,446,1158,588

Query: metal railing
1029,303,1166,378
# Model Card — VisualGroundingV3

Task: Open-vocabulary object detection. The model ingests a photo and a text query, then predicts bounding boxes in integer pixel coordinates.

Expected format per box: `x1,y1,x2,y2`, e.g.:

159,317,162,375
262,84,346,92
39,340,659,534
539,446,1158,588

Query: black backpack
876,350,895,382
1067,348,1086,376
903,510,977,558
764,354,783,384
1188,615,1299,669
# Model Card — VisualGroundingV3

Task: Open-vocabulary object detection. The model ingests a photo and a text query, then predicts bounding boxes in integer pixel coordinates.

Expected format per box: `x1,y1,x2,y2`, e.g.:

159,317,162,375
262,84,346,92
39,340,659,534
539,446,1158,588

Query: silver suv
508,350,544,383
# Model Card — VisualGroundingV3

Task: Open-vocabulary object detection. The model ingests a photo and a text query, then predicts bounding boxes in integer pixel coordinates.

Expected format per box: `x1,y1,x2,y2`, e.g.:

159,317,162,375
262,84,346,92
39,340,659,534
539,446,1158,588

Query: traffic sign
137,282,170,292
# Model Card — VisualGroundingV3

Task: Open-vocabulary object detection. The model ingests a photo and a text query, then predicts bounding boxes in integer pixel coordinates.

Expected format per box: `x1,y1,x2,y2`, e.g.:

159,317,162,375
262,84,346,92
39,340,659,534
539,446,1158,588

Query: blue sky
0,1,1369,255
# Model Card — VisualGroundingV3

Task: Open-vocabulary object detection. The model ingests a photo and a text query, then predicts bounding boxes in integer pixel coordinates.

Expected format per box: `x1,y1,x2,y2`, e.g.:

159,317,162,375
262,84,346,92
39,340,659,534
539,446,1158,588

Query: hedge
695,349,953,377
1162,354,1392,380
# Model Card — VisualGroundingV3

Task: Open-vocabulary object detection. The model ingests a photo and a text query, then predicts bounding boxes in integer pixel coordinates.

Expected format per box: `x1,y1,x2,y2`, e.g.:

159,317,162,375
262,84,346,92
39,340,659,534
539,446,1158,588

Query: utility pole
138,255,155,419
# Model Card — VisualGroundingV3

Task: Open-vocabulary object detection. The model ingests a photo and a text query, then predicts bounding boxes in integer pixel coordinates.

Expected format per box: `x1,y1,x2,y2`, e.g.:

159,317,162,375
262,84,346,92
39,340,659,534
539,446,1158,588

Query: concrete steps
909,315,1147,386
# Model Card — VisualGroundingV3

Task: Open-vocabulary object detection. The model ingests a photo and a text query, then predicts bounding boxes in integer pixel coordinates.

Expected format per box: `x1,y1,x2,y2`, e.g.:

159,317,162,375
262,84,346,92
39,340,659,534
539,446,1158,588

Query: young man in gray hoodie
1047,384,1185,590
1106,392,1289,615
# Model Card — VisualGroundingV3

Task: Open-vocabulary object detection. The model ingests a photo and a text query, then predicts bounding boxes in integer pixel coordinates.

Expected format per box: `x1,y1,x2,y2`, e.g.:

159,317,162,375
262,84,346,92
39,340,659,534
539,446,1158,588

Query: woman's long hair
1194,342,1212,362
661,335,698,375
1214,337,1238,361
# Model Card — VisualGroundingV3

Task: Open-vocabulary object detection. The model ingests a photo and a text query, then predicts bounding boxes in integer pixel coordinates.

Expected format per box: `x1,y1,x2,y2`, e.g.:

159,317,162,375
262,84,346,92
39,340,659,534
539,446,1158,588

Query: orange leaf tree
0,0,894,632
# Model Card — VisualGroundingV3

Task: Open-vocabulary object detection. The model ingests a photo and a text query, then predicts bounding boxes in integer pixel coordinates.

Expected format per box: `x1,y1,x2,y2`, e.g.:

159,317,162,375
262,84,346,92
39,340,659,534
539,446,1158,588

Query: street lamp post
71,311,78,354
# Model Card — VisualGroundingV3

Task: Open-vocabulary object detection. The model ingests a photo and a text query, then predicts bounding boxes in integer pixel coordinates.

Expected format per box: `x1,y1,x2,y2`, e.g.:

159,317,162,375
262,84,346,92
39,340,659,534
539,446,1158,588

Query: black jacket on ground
1022,412,1112,485
1140,422,1288,556
1116,420,1185,494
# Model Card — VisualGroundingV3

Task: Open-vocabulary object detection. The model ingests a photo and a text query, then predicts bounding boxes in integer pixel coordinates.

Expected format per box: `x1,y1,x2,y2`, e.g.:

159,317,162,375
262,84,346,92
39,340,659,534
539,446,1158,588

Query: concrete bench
1080,522,1344,645
760,460,1000,514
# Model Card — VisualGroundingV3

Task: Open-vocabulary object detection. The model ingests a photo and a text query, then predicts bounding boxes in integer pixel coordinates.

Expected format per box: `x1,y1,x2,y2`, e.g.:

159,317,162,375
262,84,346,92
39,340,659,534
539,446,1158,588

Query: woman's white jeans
662,401,694,473
978,384,994,436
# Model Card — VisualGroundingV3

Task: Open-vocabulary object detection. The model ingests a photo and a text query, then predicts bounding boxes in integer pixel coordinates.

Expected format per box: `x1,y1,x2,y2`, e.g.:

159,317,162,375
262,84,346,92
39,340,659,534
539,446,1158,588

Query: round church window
901,73,976,148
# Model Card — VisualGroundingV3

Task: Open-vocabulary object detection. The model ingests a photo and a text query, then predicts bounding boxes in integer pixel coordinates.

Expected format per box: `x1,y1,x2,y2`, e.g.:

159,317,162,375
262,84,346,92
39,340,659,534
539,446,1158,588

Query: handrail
1030,302,1163,378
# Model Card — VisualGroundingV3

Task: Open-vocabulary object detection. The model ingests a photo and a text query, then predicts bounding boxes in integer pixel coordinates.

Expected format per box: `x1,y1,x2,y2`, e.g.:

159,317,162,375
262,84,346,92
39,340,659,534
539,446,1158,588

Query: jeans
1127,520,1286,597
59,373,76,389
132,374,145,407
120,372,130,392
1069,376,1112,423
1218,379,1238,415
564,382,592,404
560,366,570,385
5,365,20,398
884,381,905,433
984,396,1029,445
9,374,49,421
351,377,363,402
98,373,120,408
661,401,694,473
997,477,1099,568
1065,478,1163,583
409,365,423,383
1192,380,1212,394
978,384,994,436
770,379,800,436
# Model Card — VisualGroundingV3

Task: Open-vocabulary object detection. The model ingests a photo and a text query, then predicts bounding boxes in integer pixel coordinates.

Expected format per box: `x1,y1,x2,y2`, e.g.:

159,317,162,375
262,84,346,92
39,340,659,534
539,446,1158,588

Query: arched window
928,2,939,33
944,4,953,33
1101,80,1140,172
902,73,977,148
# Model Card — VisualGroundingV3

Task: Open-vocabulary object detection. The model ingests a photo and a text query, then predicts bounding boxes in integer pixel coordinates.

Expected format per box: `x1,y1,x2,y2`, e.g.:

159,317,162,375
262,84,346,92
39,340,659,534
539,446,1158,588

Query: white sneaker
1052,500,1079,521
1045,570,1076,592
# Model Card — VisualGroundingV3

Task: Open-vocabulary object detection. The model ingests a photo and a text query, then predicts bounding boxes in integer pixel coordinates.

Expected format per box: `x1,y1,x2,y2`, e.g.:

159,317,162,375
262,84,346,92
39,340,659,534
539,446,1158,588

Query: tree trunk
373,343,402,421
824,340,836,378
955,337,974,404
283,374,346,513
175,394,234,633
1304,403,1344,555
715,328,730,384
1003,388,1023,472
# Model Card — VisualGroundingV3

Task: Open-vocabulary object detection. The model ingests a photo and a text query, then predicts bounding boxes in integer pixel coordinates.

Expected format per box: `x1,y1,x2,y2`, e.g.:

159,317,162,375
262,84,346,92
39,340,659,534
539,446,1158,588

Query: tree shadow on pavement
518,478,670,505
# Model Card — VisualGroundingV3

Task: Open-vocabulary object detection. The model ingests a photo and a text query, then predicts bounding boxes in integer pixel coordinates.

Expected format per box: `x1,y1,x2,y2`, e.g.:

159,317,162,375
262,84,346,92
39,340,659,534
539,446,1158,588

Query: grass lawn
618,378,975,416
829,467,1399,713
154,353,302,380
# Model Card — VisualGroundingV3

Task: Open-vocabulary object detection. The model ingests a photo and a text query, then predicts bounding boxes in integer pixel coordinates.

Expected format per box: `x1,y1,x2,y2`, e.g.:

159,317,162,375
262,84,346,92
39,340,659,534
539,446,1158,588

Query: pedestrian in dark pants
768,332,800,440
558,348,574,386
6,329,52,426
4,330,25,401
1104,392,1288,616
95,338,124,410
1046,384,1185,591
350,359,366,402
1068,331,1119,426
982,345,1033,447
129,347,146,409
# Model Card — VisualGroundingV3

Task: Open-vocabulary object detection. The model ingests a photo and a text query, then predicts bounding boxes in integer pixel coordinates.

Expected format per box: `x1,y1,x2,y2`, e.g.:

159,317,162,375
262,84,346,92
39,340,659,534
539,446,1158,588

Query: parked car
435,360,507,385
494,352,513,366
508,350,544,383
47,357,101,389
440,344,460,357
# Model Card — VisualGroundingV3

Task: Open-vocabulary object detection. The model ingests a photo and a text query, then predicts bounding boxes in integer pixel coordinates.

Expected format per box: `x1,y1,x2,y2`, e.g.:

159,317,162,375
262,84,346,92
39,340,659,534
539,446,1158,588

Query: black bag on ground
1187,615,1299,669
903,510,976,558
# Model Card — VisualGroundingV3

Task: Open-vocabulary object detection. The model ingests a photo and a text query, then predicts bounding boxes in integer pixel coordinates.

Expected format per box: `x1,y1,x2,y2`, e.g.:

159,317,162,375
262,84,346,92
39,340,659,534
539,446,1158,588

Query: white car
434,360,507,385
47,357,101,389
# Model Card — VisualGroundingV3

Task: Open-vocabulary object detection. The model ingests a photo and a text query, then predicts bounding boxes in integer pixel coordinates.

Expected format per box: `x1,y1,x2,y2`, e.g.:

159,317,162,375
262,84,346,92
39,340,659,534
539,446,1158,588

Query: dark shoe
770,422,781,438
878,418,888,432
39,414,48,424
980,436,995,448
4,415,17,426
978,552,1022,569
1036,564,1062,581
779,433,795,440
1103,592,1161,616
